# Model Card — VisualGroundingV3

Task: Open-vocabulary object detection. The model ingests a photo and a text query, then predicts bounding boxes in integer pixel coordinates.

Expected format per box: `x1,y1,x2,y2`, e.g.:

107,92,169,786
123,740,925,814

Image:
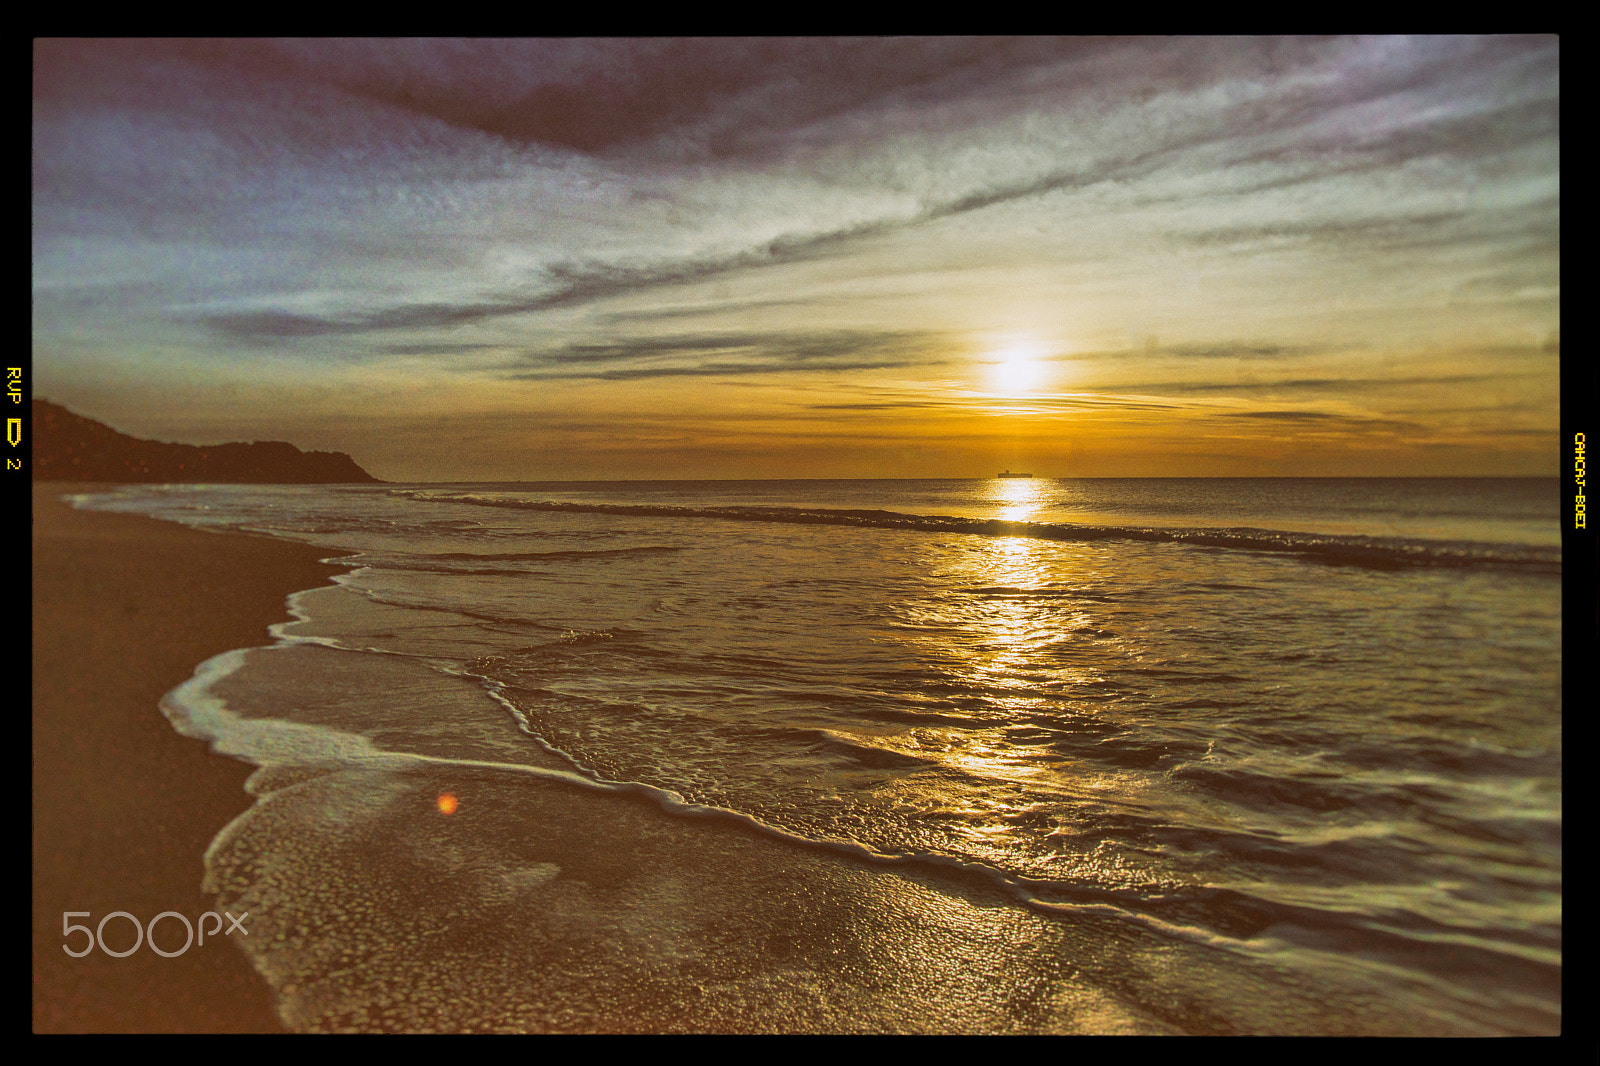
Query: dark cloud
807,394,1188,414
503,329,943,380
1185,196,1555,254
602,297,816,322
34,38,1109,160
804,401,950,411
78,35,1545,351
381,341,506,356
522,362,912,382
1186,210,1469,250
201,134,1398,344
1219,53,1557,173
1236,410,1354,421
1223,410,1423,430
1153,342,1308,360
191,188,985,341
196,244,853,340
201,302,525,339
1090,374,1503,395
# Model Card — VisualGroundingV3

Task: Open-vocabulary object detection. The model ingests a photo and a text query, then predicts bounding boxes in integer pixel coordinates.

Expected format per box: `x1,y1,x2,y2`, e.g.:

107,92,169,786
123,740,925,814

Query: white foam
160,647,420,773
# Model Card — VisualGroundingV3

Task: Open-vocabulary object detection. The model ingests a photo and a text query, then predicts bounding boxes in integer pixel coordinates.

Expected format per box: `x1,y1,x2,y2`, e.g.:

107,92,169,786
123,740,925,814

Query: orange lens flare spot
436,792,459,815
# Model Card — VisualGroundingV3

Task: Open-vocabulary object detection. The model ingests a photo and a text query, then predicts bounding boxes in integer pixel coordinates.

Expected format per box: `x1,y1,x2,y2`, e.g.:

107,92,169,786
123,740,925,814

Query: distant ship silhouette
997,470,1033,478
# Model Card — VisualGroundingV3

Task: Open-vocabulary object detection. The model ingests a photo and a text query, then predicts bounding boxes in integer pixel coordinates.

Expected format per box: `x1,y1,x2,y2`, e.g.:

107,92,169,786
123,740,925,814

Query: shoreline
32,483,351,1033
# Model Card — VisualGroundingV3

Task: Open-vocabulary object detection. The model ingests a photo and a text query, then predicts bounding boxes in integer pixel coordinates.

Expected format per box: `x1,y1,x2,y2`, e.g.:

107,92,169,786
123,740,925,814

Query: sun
988,343,1046,393
996,357,1040,392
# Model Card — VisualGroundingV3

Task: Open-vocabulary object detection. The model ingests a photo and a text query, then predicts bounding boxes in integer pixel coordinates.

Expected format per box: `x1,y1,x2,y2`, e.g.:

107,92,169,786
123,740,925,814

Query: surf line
370,740,1245,951
389,490,1558,574
161,646,1248,954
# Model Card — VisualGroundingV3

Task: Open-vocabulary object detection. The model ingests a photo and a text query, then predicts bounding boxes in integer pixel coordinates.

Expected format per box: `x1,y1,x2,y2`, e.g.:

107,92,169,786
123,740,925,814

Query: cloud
806,393,1191,415
196,139,1378,345
1220,410,1424,431
502,328,945,380
1088,374,1501,395
127,36,1554,351
1183,196,1555,254
33,37,1560,481
34,38,1106,162
602,297,816,322
196,221,909,341
245,38,1121,159
1149,342,1307,360
803,401,951,411
380,341,507,356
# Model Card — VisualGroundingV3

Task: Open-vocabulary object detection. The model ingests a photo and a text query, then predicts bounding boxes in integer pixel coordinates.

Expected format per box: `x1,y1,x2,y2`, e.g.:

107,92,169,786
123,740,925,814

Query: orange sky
33,37,1560,480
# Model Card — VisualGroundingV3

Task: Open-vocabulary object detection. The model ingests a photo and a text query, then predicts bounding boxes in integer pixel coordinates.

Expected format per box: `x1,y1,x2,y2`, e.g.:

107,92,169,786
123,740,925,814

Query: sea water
66,478,1562,1034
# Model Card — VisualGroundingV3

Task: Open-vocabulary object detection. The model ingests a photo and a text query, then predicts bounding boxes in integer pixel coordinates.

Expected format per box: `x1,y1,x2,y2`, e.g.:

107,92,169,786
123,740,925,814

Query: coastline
32,483,350,1032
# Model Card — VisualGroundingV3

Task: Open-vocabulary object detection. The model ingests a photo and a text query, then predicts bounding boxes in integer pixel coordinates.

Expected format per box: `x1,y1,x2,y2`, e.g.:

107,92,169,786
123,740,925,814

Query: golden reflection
876,526,1135,864
980,538,1052,682
998,535,1031,559
938,730,1055,786
986,476,1050,523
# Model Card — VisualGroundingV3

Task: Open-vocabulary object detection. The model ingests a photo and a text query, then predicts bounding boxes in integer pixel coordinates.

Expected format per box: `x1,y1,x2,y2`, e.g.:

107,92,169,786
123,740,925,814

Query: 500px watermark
62,910,248,958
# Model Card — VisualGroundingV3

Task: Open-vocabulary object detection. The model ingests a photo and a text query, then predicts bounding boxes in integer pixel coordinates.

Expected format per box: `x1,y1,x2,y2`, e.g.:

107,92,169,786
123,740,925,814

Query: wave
391,490,1560,575
424,547,681,561
166,634,1558,1030
341,545,684,576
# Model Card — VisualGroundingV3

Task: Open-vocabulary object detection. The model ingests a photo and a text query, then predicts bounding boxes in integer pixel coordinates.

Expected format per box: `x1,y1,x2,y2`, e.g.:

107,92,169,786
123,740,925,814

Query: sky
32,37,1559,481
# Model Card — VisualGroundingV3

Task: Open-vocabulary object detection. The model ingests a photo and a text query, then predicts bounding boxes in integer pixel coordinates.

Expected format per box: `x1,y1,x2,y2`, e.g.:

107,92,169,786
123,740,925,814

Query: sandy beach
32,483,349,1033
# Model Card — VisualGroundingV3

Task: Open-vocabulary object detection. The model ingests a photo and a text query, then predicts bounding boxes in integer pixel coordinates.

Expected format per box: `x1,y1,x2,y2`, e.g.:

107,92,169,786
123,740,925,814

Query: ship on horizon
997,470,1033,478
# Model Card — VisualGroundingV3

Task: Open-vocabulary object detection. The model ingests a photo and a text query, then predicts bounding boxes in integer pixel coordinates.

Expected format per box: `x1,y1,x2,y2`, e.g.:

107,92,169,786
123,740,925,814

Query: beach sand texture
31,484,347,1032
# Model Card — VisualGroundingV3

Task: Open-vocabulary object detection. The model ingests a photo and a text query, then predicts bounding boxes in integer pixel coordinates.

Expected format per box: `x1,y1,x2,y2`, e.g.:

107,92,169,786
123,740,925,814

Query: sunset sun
988,345,1046,393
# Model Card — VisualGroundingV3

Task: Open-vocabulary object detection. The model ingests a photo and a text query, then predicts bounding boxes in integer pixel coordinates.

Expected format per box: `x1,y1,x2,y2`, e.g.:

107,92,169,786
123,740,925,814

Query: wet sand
31,483,349,1032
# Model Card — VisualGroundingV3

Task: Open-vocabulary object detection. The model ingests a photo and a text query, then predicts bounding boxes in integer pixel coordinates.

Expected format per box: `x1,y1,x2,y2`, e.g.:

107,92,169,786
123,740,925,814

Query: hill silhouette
32,400,382,483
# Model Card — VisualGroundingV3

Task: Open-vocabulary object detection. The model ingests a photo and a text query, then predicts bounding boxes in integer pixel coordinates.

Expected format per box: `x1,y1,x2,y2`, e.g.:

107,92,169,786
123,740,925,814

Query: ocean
65,477,1562,1034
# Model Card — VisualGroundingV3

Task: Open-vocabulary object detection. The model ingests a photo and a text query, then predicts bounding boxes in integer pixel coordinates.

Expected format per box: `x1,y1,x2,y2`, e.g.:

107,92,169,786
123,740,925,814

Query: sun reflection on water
858,515,1154,873
984,476,1051,523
